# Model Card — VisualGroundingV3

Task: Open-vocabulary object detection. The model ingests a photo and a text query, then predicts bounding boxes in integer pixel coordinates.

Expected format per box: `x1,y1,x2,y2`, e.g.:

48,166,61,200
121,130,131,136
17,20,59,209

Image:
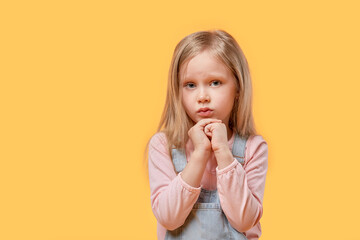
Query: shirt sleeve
148,132,201,230
216,135,268,233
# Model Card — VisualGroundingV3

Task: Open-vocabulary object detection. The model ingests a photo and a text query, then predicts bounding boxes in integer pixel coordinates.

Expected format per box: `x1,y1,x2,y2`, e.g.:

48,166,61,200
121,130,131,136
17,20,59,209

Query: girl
148,30,268,240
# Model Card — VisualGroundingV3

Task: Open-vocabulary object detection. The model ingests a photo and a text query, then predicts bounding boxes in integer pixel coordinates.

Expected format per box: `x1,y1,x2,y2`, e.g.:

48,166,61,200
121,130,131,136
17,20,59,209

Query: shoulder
246,134,267,147
149,131,168,147
244,134,268,165
148,132,174,172
148,131,170,157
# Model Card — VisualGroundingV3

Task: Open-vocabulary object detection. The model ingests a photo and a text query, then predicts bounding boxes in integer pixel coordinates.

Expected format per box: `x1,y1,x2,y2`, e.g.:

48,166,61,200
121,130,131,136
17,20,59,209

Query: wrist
193,148,211,158
213,144,230,154
214,147,234,170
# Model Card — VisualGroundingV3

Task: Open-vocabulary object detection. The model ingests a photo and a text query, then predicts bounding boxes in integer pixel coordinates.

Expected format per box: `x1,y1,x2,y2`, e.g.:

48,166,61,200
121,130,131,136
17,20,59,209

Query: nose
197,88,210,103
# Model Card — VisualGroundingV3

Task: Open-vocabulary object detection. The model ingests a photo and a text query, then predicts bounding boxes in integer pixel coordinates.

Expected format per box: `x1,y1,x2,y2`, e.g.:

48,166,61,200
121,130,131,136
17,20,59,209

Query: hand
204,122,229,153
188,118,222,153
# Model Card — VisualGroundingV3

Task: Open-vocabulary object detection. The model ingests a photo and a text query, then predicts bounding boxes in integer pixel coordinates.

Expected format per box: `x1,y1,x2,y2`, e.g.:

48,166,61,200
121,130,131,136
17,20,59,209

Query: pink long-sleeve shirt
148,131,268,240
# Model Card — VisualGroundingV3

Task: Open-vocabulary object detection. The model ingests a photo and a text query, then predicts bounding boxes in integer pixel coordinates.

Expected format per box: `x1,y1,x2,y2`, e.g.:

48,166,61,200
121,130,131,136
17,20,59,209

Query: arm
148,133,202,230
215,135,268,232
149,119,224,230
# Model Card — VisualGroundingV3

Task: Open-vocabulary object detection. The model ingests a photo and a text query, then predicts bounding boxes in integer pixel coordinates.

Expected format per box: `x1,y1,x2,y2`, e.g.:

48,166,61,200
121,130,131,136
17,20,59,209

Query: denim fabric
166,133,248,240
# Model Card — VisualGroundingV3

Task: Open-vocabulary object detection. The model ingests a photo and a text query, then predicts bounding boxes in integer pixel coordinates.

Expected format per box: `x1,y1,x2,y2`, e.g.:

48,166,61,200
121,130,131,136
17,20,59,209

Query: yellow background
1,0,359,239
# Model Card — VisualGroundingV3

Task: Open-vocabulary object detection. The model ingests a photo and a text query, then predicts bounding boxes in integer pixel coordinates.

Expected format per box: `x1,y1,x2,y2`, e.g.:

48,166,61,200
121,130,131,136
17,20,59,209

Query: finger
205,131,212,139
204,124,212,134
197,118,222,128
204,126,212,138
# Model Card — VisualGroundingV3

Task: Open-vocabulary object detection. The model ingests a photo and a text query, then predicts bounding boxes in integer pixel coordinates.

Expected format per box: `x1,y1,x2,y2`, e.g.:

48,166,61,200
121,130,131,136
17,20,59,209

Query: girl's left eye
211,81,221,86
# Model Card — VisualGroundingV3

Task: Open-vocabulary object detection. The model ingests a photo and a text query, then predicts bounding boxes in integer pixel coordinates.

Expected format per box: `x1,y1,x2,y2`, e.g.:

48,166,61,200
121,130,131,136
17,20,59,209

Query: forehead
179,51,232,81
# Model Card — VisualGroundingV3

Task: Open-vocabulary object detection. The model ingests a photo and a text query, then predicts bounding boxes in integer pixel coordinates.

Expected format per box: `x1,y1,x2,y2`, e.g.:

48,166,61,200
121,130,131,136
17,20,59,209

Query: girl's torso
165,132,248,240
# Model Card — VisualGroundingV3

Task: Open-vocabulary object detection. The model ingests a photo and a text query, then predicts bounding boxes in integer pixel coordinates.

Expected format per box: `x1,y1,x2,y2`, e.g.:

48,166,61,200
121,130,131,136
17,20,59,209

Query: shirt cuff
216,158,240,175
178,172,202,193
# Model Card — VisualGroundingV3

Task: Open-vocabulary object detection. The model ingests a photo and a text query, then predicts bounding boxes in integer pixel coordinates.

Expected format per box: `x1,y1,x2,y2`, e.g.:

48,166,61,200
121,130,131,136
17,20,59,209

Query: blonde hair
145,29,257,162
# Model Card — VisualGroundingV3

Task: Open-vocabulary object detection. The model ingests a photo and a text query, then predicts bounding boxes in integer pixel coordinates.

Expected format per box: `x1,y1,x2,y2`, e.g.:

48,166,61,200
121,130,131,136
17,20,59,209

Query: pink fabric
148,131,268,240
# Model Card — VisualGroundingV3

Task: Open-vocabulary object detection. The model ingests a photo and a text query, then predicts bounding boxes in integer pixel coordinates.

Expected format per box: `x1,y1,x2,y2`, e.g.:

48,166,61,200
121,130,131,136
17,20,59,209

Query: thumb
204,124,212,138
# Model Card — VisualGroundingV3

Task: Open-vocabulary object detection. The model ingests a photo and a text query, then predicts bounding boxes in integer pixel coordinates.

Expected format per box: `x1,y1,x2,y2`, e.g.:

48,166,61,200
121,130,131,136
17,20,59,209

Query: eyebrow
182,74,227,82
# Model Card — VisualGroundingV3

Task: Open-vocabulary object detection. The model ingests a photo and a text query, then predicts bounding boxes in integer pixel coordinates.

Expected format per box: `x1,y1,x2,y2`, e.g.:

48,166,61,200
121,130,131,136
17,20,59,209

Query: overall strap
231,133,248,166
171,148,187,173
171,133,248,173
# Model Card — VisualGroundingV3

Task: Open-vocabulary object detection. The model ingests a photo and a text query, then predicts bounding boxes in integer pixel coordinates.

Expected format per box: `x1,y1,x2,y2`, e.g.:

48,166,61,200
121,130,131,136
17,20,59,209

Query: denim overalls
165,133,248,240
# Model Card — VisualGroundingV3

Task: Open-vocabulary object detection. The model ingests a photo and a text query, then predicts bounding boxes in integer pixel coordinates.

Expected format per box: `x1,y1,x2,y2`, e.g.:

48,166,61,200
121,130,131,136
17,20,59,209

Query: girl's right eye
185,83,196,88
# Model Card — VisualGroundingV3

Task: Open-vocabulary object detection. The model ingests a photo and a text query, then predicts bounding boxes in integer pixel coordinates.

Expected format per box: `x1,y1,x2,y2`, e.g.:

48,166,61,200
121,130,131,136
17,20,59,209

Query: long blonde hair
145,29,257,162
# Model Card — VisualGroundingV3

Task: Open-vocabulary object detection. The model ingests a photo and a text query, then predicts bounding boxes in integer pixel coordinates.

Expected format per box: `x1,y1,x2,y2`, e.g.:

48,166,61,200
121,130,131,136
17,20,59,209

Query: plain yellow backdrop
1,0,359,239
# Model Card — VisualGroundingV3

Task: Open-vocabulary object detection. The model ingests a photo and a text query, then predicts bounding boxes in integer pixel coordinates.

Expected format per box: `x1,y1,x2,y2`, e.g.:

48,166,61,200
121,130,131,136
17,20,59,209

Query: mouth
197,108,213,117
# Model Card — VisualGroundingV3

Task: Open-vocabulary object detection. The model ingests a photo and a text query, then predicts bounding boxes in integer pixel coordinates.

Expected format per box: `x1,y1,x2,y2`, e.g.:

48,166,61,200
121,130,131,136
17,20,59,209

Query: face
179,50,238,129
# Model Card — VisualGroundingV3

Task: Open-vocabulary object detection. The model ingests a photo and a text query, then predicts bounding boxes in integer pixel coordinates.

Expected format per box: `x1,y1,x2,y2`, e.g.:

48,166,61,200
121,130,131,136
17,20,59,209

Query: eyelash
185,83,196,88
211,80,221,86
184,80,221,88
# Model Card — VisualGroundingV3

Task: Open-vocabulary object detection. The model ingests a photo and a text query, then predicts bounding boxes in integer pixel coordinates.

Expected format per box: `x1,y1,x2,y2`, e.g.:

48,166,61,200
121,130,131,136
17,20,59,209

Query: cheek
217,90,236,113
181,92,192,112
218,89,236,105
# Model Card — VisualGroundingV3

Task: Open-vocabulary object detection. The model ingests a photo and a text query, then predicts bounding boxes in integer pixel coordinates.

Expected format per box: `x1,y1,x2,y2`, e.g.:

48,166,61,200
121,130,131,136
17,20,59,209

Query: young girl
148,30,268,240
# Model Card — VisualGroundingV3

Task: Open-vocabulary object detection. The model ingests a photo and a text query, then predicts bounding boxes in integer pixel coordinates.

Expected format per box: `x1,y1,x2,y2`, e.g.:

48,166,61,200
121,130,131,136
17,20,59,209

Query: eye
210,80,221,86
185,82,196,89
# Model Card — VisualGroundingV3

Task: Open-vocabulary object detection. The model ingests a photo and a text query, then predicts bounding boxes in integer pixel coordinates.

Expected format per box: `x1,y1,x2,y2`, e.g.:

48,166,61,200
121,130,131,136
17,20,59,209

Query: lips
197,107,213,117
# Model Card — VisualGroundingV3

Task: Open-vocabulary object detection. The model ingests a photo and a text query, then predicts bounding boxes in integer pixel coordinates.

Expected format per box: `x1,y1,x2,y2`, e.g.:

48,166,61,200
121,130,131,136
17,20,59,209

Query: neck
227,126,233,141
